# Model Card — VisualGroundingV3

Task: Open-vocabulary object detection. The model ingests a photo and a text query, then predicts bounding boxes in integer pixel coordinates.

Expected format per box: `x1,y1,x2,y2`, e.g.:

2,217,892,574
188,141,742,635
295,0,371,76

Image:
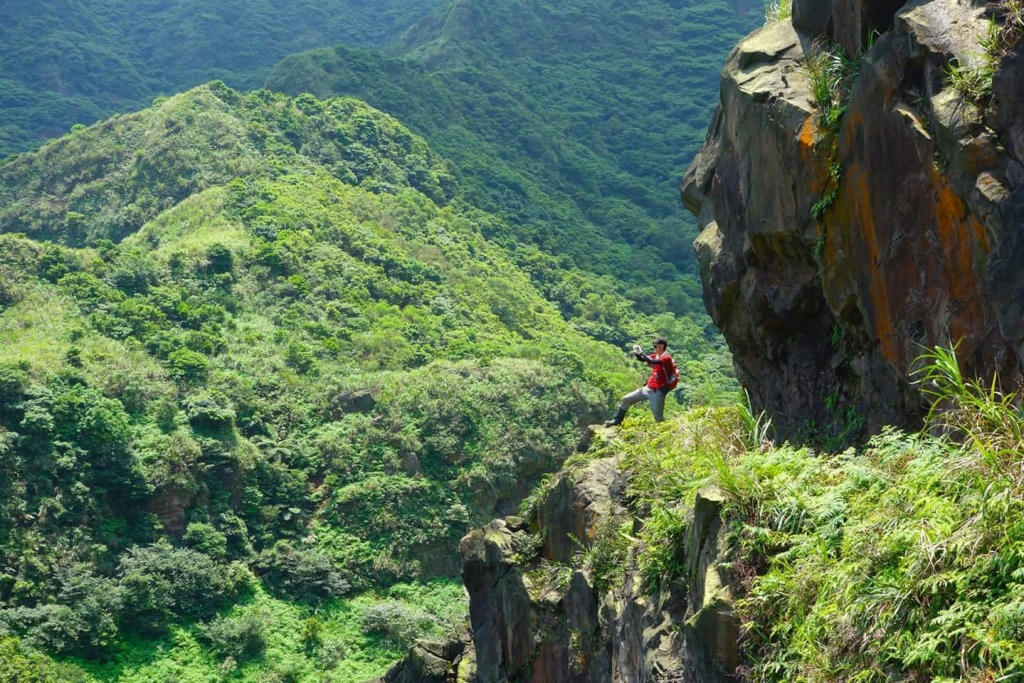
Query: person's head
653,338,668,353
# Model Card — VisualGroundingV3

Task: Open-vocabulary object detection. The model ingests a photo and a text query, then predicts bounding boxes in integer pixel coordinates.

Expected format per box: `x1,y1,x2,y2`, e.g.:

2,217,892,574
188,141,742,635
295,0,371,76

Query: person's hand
632,344,643,355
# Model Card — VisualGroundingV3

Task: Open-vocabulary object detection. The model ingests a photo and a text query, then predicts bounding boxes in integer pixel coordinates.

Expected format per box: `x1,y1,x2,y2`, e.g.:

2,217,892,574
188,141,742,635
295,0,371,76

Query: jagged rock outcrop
382,443,739,683
683,0,1024,440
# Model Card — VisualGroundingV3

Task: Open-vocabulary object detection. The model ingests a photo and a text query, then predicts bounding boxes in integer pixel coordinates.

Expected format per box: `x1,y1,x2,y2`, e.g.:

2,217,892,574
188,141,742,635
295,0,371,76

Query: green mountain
0,80,734,680
267,0,761,321
0,0,754,678
0,0,444,158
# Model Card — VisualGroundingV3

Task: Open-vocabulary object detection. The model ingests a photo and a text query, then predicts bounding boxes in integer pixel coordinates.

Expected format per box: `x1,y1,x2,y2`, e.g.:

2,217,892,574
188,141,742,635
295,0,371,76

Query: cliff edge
683,0,1024,441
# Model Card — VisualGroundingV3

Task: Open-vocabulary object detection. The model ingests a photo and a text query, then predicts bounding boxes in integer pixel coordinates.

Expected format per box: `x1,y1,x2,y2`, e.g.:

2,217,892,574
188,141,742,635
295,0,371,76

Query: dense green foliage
2,0,760,335
1,581,466,683
0,0,444,158
0,82,734,678
0,1,752,677
268,0,760,320
582,348,1024,681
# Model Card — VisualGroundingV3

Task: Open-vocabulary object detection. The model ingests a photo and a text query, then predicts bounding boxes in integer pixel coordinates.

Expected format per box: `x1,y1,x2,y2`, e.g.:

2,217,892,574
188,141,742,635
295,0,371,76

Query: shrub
183,523,229,561
205,243,234,274
199,610,269,662
119,542,245,629
182,390,235,432
166,348,210,382
108,249,158,294
361,601,440,649
0,363,28,421
0,637,90,682
254,542,350,602
1,565,122,657
0,268,20,310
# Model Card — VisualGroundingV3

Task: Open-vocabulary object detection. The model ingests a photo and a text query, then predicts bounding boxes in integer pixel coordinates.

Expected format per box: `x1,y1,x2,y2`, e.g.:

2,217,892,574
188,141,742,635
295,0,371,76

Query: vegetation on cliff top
563,347,1024,681
947,0,1023,104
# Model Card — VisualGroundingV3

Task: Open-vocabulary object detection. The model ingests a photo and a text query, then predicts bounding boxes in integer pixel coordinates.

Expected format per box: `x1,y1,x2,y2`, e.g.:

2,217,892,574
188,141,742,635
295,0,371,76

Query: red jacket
639,353,674,390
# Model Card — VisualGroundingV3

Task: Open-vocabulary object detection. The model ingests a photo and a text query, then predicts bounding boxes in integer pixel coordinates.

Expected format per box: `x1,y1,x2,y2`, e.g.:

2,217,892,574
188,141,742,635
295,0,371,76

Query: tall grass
805,40,862,131
733,347,1024,681
764,0,792,24
913,343,1024,488
947,0,1024,103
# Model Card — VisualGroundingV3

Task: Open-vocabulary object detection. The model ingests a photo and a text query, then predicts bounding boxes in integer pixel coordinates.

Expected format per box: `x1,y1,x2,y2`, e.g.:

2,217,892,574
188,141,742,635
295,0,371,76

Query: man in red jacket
604,338,676,426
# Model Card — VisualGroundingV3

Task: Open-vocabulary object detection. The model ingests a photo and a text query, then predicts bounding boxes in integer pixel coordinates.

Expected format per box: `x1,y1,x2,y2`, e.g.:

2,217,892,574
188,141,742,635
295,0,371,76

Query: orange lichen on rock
798,116,818,163
934,181,989,300
823,161,900,366
930,176,992,348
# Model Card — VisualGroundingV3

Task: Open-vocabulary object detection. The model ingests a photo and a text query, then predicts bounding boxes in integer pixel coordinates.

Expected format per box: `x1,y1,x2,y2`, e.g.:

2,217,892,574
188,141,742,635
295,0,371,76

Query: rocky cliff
377,429,740,683
373,4,1024,680
682,0,1024,441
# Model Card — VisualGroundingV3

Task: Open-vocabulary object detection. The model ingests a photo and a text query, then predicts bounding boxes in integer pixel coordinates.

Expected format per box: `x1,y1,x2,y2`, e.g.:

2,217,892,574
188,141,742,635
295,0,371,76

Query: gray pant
619,386,665,422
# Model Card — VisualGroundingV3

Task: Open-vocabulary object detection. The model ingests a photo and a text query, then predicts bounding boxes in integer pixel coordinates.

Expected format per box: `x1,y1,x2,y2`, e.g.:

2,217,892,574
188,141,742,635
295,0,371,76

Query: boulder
331,389,377,416
373,638,469,683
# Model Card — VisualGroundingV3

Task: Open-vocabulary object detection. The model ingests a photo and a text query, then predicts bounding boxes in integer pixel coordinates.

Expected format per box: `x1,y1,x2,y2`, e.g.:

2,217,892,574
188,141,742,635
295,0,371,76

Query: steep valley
2,0,1024,681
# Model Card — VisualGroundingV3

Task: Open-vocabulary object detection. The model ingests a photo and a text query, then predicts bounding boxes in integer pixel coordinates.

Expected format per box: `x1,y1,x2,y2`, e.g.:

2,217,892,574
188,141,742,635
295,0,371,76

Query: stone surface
536,457,627,564
683,3,1024,441
994,41,1024,164
147,489,193,537
439,450,739,683
792,0,834,37
330,389,377,416
374,637,470,683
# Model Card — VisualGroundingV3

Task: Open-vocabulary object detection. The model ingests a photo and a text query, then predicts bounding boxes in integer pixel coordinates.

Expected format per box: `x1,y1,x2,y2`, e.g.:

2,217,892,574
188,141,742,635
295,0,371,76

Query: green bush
199,609,270,662
361,601,441,649
183,522,229,561
0,637,90,683
182,390,235,432
0,565,121,657
255,542,351,603
166,348,210,382
119,542,247,629
205,243,234,274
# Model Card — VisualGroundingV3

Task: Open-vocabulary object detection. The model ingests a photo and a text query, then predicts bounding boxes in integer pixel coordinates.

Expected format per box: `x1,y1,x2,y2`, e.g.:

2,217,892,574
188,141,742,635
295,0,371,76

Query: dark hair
653,338,668,349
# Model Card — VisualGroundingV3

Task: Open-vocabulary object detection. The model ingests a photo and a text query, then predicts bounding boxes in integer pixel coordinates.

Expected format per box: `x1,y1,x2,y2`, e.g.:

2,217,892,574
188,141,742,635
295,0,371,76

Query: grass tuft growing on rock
764,0,792,24
805,41,863,132
947,0,1024,104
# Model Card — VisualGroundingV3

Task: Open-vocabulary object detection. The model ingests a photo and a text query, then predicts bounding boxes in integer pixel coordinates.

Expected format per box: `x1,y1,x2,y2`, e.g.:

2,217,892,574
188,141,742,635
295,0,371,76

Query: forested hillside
0,81,735,681
0,0,443,158
0,1,756,679
268,0,761,325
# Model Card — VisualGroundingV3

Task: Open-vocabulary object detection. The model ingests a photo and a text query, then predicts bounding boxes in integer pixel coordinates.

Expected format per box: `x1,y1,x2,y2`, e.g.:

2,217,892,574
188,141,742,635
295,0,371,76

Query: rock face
683,0,1024,440
384,445,739,683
